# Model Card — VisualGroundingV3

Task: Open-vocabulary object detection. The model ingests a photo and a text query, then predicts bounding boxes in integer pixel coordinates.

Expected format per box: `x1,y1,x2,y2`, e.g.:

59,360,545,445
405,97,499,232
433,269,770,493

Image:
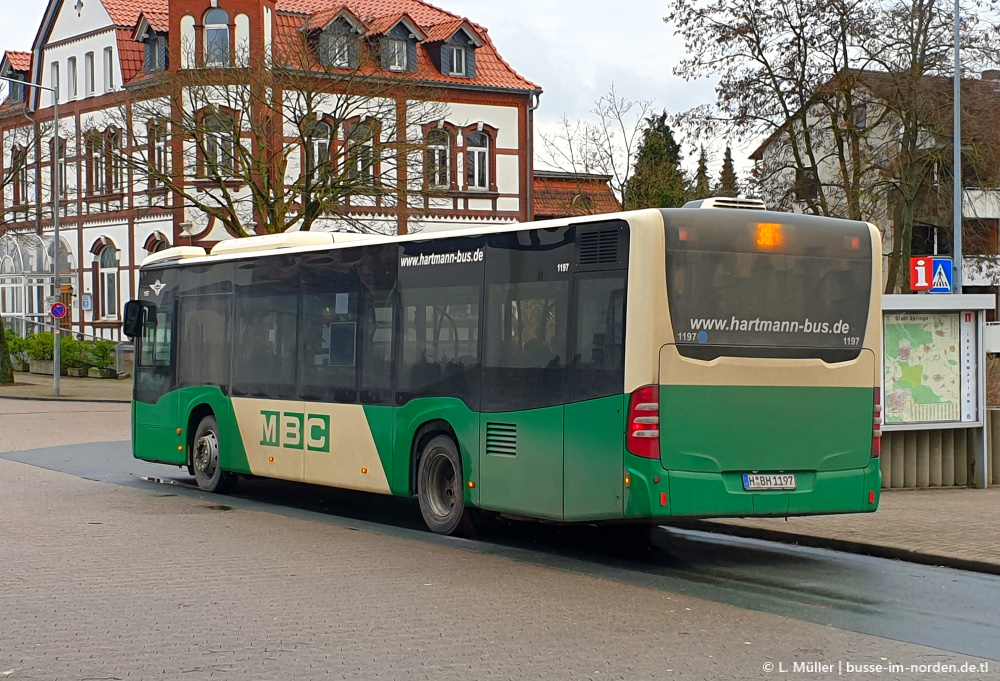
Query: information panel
883,312,979,425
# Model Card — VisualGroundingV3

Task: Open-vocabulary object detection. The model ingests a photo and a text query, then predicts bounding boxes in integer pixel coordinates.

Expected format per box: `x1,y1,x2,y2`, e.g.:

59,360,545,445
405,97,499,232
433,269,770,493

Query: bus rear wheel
191,415,235,494
417,435,474,536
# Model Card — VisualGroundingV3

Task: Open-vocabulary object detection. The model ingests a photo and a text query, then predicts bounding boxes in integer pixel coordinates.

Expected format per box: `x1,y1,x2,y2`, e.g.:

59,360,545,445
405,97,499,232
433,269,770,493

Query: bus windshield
663,209,873,362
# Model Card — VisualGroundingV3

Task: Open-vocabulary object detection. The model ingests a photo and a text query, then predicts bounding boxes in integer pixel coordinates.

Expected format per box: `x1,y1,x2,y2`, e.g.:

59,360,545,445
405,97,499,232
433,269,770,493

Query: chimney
982,69,1000,81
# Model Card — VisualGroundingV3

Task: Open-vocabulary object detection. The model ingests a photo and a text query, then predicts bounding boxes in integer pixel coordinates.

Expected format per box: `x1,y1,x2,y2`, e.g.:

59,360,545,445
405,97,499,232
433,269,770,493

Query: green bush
60,337,91,369
27,333,54,361
5,329,29,363
90,340,117,370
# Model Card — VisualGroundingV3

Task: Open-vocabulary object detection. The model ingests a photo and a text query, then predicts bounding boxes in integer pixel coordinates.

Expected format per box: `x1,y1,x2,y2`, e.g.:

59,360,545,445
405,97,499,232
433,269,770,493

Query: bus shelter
881,293,995,489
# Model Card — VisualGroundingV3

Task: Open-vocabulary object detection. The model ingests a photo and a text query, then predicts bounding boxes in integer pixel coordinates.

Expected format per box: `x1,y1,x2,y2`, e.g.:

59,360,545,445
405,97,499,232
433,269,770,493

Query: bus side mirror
123,301,147,339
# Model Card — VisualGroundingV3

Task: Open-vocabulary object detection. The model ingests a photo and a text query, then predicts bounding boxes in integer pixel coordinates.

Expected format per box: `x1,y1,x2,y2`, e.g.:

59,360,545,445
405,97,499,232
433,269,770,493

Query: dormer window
146,33,167,73
8,75,25,105
388,39,406,72
205,9,231,67
323,33,350,68
449,46,465,76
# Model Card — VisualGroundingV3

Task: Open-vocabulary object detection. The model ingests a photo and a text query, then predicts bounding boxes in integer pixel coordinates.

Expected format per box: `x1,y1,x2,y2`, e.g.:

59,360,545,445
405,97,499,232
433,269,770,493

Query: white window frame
149,123,169,186
103,47,114,92
326,34,350,68
450,46,466,77
466,132,489,190
309,120,332,181
427,130,449,188
67,57,77,99
50,62,59,104
205,10,231,68
388,39,406,72
84,52,95,95
98,247,119,320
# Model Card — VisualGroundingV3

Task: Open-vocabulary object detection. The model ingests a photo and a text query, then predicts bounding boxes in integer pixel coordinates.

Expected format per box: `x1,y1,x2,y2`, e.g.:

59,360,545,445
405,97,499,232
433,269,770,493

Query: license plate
742,473,796,491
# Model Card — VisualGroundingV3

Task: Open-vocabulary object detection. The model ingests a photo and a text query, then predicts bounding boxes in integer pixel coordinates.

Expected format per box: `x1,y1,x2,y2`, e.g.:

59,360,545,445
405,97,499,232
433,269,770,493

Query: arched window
11,146,28,205
147,120,170,187
305,119,333,181
86,131,106,195
205,9,231,67
94,242,120,319
144,232,170,253
426,129,450,188
466,131,489,190
348,120,376,185
49,137,67,204
107,128,123,193
203,112,237,177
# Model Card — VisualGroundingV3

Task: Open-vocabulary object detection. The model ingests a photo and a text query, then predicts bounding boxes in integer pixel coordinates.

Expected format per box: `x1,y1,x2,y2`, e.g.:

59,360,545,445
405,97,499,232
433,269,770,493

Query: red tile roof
4,51,31,72
533,171,620,220
423,18,479,45
141,10,170,33
117,28,147,83
101,0,168,27
366,13,427,40
304,6,364,31
274,2,537,90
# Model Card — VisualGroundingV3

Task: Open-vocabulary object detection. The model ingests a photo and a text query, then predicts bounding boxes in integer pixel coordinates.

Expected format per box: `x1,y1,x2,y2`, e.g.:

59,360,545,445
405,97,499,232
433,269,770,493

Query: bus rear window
663,210,872,362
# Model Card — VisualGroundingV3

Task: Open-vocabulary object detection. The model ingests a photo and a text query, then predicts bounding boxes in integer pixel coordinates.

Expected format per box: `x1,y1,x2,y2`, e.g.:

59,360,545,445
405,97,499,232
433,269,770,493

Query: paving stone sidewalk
698,487,1000,572
0,371,131,402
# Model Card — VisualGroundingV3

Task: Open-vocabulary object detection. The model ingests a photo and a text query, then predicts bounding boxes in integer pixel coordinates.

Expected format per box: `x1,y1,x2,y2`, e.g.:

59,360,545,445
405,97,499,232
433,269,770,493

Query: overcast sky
1,0,742,173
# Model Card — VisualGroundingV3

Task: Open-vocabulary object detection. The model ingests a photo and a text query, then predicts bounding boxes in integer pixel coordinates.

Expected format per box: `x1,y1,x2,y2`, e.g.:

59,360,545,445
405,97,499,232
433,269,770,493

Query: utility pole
1,75,61,394
953,0,963,293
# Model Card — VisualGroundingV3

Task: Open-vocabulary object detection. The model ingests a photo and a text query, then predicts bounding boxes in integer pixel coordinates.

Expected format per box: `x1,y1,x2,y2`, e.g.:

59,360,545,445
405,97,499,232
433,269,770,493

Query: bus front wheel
191,415,235,494
417,435,474,536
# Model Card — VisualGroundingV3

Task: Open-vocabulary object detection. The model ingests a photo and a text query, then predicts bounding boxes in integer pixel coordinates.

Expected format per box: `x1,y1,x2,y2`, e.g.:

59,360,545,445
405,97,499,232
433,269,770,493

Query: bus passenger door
564,271,628,521
477,230,573,520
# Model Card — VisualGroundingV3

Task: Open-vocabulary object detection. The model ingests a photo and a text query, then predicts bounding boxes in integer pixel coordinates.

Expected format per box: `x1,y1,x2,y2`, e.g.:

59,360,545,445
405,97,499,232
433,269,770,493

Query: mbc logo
260,410,330,452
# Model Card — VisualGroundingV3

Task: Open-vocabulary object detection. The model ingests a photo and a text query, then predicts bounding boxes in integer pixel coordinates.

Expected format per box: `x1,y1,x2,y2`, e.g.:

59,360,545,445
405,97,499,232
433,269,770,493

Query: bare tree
540,85,653,208
0,113,47,385
666,0,1000,291
104,31,448,237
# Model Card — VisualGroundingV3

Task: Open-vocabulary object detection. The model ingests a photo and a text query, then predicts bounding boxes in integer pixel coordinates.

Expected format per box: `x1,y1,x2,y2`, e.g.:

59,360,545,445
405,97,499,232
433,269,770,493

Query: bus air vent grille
485,423,517,456
578,229,618,264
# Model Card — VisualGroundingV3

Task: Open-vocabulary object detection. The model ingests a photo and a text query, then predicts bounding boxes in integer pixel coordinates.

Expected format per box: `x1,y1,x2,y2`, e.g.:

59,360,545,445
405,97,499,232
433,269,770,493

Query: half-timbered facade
0,0,541,338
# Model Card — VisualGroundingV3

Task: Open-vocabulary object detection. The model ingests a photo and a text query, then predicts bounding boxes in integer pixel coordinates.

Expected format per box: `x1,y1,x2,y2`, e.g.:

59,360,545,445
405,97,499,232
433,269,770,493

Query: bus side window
299,250,363,404
570,274,626,402
177,294,232,392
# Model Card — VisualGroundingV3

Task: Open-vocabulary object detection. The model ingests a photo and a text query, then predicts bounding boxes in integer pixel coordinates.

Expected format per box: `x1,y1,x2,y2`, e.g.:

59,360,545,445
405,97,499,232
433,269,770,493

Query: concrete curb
0,394,130,404
676,520,1000,577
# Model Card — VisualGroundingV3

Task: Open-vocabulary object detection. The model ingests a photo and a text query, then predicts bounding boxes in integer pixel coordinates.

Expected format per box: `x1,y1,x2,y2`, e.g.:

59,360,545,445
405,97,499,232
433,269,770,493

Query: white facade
1,0,539,338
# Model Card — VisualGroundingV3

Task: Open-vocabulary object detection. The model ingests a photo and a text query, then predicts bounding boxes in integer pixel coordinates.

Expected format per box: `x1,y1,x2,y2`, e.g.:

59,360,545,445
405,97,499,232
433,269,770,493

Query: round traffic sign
50,302,67,319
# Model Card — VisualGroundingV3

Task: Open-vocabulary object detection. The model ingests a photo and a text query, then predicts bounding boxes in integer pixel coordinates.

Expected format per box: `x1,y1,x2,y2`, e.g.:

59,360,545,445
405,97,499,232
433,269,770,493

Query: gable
47,0,115,43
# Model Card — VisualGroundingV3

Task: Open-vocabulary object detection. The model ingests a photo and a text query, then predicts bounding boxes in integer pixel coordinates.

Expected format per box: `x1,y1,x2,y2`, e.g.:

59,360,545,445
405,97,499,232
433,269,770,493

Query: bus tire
417,435,474,536
191,415,235,494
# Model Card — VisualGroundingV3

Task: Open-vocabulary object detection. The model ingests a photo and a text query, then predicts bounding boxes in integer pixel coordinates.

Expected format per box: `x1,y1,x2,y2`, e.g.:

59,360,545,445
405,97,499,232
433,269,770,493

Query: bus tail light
872,388,882,458
628,385,660,459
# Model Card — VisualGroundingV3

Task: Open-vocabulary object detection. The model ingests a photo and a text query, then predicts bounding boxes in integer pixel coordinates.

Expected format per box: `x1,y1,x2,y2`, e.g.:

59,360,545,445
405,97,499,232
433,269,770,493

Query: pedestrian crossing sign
928,258,953,294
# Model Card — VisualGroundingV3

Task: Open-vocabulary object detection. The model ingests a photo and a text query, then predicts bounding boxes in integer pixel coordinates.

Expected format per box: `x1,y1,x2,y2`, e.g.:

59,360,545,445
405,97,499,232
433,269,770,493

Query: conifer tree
718,145,739,196
625,112,688,208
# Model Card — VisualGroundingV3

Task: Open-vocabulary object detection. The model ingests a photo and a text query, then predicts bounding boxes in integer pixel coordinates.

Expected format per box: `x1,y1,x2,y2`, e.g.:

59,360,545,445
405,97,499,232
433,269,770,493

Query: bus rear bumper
625,459,881,519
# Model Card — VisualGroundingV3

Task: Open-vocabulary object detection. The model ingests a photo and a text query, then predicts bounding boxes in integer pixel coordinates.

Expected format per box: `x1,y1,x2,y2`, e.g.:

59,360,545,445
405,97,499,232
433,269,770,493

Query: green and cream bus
125,203,883,535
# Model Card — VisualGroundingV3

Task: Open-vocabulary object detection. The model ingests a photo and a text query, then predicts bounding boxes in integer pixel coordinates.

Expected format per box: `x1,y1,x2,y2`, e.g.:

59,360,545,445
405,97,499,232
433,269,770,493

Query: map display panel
884,313,965,424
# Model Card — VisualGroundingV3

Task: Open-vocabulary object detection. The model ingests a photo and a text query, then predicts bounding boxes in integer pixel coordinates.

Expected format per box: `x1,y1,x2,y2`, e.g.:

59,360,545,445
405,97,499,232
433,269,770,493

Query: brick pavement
1,457,992,681
0,398,130,454
705,488,1000,571
0,372,131,402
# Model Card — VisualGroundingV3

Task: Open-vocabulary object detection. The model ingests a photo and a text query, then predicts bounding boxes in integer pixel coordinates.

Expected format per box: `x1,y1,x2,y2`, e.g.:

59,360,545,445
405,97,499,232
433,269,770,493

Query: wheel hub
194,431,219,476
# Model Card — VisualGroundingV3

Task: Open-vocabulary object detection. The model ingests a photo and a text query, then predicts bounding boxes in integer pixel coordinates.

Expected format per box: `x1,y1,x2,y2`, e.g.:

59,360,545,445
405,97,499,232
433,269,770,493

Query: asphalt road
5,440,999,666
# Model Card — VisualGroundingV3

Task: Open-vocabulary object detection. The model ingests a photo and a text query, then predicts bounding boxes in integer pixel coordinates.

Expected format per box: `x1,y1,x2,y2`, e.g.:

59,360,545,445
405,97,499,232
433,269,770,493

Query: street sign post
910,257,954,293
929,258,954,294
